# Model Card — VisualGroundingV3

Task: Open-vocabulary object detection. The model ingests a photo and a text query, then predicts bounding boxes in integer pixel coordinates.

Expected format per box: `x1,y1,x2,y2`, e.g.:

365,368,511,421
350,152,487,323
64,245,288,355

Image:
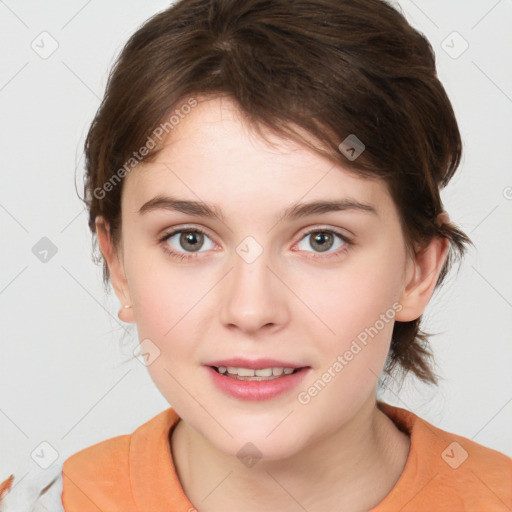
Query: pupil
181,231,203,252
312,232,332,252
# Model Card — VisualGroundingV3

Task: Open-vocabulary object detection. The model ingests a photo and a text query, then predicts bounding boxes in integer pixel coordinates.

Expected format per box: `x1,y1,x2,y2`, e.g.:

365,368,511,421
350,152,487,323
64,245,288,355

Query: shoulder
425,420,512,500
62,407,178,475
61,432,132,511
1,408,180,512
0,431,133,512
376,401,512,511
63,429,132,476
62,407,179,511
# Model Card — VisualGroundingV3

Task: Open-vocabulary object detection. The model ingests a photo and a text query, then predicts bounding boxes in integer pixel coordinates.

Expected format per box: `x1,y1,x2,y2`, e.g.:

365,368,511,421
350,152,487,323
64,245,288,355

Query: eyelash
158,226,353,262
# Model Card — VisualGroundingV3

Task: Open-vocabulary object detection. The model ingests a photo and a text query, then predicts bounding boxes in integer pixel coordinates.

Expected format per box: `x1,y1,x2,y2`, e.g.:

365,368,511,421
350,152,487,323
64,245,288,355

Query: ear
395,216,450,322
95,216,135,323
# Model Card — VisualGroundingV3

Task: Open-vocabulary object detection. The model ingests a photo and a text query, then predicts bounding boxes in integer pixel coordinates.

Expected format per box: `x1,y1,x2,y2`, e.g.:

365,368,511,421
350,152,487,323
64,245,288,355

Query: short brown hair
80,0,472,385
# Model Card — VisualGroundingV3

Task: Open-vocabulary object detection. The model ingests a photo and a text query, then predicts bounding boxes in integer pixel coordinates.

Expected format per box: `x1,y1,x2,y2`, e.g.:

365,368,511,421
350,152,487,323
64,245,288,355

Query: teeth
216,366,298,378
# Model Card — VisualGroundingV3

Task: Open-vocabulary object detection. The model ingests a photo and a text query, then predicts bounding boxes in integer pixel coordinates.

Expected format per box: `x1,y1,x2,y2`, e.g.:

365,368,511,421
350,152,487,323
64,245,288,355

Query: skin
96,95,449,512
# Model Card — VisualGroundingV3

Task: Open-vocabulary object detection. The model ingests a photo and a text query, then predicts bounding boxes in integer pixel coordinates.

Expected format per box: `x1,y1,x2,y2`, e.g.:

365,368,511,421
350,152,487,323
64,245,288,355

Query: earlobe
95,216,135,323
395,235,450,322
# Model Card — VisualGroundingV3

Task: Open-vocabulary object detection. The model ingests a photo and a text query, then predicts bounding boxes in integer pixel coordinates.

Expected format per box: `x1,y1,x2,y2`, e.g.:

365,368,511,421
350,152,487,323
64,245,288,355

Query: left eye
296,230,349,254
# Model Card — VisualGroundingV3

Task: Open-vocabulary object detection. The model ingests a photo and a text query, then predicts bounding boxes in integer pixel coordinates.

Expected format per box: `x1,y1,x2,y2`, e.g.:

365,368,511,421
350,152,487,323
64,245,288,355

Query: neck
170,396,410,512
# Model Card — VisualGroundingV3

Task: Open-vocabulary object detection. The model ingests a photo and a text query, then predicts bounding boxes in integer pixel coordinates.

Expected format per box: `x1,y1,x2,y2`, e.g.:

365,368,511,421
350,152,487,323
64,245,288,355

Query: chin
216,435,303,464
205,415,311,462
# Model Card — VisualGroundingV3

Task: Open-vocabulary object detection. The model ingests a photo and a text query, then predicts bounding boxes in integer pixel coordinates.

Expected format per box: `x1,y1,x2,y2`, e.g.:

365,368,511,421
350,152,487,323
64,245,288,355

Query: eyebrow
138,194,378,223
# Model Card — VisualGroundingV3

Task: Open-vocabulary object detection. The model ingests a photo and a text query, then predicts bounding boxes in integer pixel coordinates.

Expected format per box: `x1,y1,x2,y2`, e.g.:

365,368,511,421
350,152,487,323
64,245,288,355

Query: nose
218,246,289,335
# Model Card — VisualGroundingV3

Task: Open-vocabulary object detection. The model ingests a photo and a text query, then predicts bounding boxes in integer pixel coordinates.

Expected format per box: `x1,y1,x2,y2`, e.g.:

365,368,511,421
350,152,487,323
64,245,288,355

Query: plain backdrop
1,0,511,482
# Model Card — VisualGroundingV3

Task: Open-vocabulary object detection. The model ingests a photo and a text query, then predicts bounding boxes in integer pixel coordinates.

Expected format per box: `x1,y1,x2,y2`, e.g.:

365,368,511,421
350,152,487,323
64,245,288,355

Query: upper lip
204,358,309,370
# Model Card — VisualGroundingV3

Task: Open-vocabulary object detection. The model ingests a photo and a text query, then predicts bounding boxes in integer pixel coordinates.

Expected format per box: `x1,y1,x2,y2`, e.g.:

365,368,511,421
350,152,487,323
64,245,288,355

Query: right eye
159,227,216,261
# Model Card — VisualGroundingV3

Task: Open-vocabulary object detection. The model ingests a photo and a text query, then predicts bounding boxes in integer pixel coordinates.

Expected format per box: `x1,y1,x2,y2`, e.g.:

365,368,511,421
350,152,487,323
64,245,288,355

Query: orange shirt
60,401,512,511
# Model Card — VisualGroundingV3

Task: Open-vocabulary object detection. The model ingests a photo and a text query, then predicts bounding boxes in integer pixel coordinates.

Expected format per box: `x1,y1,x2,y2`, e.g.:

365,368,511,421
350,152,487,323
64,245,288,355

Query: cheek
122,248,202,402
298,245,405,341
124,242,201,337
293,245,405,400
129,265,202,408
295,283,398,429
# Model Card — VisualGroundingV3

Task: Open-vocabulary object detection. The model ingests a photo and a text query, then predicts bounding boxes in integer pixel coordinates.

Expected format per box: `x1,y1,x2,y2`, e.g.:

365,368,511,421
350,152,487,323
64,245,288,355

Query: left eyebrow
274,198,378,224
137,194,378,223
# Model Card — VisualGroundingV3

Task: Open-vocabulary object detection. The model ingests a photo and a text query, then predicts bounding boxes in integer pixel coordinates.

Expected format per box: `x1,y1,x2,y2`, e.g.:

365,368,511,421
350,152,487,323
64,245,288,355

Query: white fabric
0,464,64,512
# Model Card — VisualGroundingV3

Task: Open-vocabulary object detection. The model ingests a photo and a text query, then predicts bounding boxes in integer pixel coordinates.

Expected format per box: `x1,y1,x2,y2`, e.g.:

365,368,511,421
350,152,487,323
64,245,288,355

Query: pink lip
204,365,311,401
204,357,307,370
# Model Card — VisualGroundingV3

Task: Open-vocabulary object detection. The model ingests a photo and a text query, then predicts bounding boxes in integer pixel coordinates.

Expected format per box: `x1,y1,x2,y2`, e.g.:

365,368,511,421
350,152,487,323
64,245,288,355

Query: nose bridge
219,235,286,332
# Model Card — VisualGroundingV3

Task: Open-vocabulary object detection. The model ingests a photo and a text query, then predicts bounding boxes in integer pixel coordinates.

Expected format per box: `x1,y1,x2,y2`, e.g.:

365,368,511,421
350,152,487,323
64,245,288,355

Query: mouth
209,365,306,381
203,357,311,400
204,360,311,401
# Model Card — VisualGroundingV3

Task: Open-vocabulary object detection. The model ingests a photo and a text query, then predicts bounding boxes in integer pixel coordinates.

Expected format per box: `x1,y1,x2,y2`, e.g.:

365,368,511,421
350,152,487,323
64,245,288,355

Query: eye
159,227,216,261
295,228,352,258
158,226,352,262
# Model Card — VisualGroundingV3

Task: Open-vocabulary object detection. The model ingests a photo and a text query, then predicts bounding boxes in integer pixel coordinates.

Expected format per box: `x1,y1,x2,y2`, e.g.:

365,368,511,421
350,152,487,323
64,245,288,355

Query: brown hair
80,0,472,385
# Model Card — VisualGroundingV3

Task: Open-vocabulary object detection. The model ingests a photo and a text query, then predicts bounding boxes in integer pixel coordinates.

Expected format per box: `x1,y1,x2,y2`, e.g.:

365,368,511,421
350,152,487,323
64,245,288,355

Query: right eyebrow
138,195,225,220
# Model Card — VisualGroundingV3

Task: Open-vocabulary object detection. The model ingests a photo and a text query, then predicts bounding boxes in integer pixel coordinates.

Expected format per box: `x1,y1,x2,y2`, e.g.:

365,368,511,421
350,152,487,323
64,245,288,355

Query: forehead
122,96,394,219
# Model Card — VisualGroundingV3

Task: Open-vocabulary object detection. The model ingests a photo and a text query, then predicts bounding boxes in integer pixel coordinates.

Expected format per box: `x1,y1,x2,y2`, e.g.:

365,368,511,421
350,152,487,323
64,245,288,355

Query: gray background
1,0,511,481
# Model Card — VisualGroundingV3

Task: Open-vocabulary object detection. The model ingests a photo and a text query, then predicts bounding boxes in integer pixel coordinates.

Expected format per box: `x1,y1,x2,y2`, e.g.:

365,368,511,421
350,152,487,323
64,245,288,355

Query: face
106,96,418,460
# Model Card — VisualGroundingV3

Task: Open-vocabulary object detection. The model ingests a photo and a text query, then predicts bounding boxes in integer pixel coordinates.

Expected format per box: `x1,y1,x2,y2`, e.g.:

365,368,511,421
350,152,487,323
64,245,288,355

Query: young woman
2,0,511,510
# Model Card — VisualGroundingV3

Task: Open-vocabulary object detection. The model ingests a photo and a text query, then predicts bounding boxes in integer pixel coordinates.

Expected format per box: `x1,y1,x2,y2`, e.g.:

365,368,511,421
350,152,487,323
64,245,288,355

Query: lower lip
205,366,310,401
